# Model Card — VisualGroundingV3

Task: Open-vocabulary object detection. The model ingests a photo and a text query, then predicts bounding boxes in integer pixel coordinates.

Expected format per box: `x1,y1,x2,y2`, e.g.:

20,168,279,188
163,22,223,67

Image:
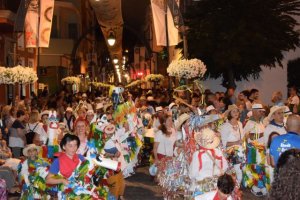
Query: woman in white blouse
219,104,245,184
153,115,176,163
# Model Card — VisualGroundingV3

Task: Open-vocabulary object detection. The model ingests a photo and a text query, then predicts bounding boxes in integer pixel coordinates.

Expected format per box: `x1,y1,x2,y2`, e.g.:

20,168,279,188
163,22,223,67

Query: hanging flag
24,0,39,47
14,0,30,33
39,0,55,47
168,0,184,27
151,0,180,46
24,0,54,48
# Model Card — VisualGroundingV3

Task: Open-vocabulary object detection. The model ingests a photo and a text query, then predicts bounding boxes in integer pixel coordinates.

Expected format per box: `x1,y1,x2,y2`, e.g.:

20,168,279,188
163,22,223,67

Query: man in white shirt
244,104,265,144
263,106,286,146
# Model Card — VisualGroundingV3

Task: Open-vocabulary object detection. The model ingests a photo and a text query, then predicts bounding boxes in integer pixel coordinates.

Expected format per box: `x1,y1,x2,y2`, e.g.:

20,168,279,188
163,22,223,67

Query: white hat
224,104,239,117
66,107,73,112
96,103,104,110
87,110,95,115
40,110,49,117
169,102,177,110
82,93,87,98
206,105,216,113
194,128,220,149
284,106,292,115
252,104,265,111
155,106,163,113
23,144,40,157
267,106,285,121
175,113,190,130
147,96,154,101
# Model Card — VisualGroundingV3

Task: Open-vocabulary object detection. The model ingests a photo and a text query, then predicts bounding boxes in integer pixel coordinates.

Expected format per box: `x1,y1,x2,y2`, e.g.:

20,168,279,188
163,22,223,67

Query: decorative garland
0,65,38,84
125,80,145,88
145,74,164,82
61,76,80,85
90,81,113,88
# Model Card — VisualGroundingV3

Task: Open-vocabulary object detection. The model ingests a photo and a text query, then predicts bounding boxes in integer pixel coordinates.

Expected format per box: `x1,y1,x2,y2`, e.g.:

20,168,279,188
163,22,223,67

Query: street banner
39,0,55,47
151,0,180,46
25,0,39,47
25,0,54,48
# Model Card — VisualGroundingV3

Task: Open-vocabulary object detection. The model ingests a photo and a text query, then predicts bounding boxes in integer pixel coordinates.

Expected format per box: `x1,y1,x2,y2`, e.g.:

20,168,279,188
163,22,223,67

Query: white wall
202,47,300,105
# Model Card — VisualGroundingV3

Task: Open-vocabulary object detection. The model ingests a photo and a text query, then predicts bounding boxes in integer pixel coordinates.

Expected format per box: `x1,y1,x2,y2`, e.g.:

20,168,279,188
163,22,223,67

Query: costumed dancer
103,124,126,200
39,111,61,159
189,128,229,198
156,113,191,199
243,104,268,196
219,105,245,184
46,134,113,200
18,144,50,199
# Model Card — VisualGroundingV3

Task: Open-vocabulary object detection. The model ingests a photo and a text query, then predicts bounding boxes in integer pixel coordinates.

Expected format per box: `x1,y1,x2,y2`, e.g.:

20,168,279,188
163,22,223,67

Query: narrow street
125,166,264,200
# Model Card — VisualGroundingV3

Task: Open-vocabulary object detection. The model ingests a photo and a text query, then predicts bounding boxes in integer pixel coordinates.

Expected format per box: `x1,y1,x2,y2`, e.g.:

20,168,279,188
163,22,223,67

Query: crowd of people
0,85,299,200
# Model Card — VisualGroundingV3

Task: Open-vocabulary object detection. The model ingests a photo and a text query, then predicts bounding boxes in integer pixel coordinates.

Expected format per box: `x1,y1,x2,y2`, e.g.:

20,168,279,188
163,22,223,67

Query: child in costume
46,134,112,200
18,144,50,199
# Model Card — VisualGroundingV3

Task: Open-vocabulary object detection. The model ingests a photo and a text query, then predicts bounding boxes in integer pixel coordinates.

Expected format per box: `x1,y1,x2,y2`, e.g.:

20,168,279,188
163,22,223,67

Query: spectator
269,149,300,200
249,89,261,104
263,106,286,147
271,91,284,106
9,110,26,158
287,86,299,114
270,115,300,165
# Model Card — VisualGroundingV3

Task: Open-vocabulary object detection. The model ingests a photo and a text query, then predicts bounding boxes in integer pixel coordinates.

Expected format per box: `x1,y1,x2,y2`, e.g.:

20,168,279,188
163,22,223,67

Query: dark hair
217,174,235,195
276,148,300,170
16,110,25,118
60,133,80,151
267,132,280,149
158,116,168,135
269,149,300,200
240,90,250,98
250,88,259,95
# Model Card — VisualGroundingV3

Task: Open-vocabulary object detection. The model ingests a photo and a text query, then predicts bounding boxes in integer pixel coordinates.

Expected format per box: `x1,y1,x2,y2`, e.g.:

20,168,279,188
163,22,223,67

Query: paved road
124,166,266,200
9,166,265,200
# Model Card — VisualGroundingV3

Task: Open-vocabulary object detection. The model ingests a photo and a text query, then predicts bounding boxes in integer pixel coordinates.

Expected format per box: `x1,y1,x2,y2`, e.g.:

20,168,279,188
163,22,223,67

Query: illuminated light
113,57,118,64
115,64,119,69
107,31,116,46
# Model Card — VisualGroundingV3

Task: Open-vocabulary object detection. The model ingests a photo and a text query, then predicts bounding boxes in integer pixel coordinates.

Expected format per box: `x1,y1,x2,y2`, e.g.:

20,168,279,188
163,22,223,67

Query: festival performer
18,144,50,199
243,104,268,196
46,134,110,199
86,109,97,125
155,113,191,198
189,128,228,198
63,107,75,132
219,105,245,184
74,117,89,155
103,123,126,200
263,106,286,146
153,115,176,163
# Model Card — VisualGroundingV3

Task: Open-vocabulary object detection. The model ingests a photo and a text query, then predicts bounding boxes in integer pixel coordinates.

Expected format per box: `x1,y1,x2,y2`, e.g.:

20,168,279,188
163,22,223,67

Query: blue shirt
270,132,300,165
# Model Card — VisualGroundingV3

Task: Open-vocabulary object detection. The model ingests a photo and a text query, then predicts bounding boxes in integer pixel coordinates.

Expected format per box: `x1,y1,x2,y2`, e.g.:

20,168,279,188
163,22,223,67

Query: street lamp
113,56,118,64
107,30,116,46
